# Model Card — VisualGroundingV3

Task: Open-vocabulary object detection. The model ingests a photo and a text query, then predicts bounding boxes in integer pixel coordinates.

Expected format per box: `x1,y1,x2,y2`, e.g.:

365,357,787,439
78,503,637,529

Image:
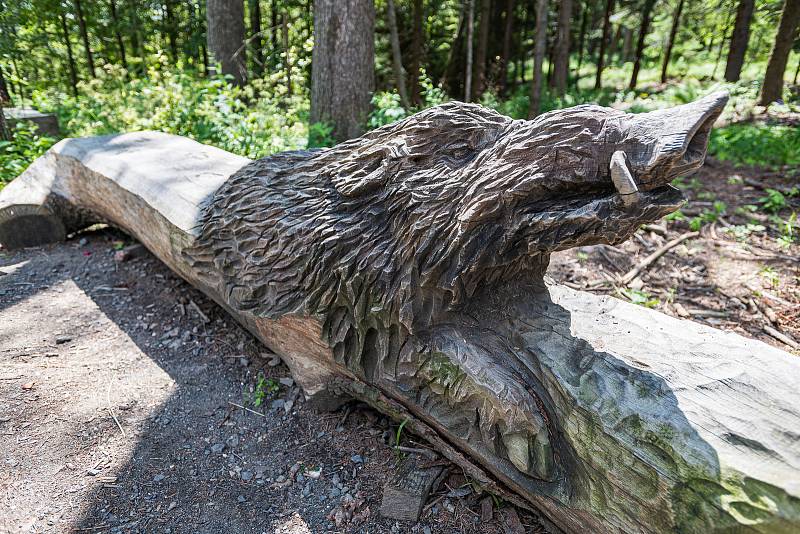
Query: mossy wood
2,95,799,533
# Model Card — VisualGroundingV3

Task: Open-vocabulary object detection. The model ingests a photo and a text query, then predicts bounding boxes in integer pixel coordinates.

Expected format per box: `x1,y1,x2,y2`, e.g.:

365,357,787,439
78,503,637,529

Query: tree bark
109,0,128,72
575,1,589,83
164,0,179,63
386,0,411,109
553,0,572,96
0,64,10,104
249,0,265,77
724,0,755,82
595,0,614,89
473,0,491,99
206,0,247,86
629,0,657,90
465,0,475,101
311,0,374,142
73,0,95,78
759,0,800,105
660,0,685,83
409,0,424,106
282,14,292,95
59,13,79,97
499,0,516,96
528,0,548,117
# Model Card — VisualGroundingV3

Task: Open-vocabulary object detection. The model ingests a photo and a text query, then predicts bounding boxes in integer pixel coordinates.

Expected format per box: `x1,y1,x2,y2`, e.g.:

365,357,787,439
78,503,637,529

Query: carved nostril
684,114,715,164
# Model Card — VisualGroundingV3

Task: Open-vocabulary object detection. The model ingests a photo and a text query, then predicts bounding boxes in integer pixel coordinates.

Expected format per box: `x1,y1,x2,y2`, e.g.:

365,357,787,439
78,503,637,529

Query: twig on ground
763,325,800,350
393,445,438,460
228,401,266,418
619,231,699,286
106,382,125,437
188,299,210,323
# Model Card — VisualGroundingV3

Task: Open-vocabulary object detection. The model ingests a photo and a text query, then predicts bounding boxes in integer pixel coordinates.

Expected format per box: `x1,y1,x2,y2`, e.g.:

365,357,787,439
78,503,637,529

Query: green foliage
369,91,408,128
619,288,660,308
0,122,55,186
307,122,335,148
709,125,800,169
252,373,279,408
689,201,727,231
758,188,798,213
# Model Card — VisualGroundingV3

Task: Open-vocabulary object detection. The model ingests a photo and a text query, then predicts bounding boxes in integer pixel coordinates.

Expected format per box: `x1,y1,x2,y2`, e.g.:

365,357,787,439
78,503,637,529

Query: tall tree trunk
575,1,589,82
206,0,247,86
249,0,265,76
794,54,800,84
442,3,466,92
528,0,548,118
386,0,411,108
622,25,633,61
724,0,755,82
164,0,178,62
499,0,516,96
310,0,374,142
0,65,10,104
270,0,278,52
0,100,8,142
629,0,657,90
607,24,622,65
553,0,572,95
282,14,292,95
759,0,800,105
473,0,491,99
409,0,424,106
595,0,614,89
109,0,128,71
660,0,685,82
465,0,475,101
73,0,95,78
59,14,79,97
128,0,142,73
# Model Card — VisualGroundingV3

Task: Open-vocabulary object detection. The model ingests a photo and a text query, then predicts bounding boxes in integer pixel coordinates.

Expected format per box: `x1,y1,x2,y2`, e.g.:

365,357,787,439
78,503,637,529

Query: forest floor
0,159,797,534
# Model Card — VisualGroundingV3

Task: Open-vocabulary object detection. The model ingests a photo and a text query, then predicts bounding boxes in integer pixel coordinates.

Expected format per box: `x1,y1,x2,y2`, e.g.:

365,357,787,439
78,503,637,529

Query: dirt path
0,233,542,533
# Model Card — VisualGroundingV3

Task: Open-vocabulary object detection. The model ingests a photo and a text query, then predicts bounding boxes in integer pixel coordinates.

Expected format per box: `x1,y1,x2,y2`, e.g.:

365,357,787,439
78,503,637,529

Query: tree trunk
249,0,265,76
465,0,475,101
270,0,278,52
553,0,572,96
386,0,411,109
59,13,79,97
473,0,491,99
282,14,292,96
724,0,755,82
73,0,95,78
794,53,800,84
311,0,374,142
606,24,621,65
0,101,8,142
594,0,614,89
409,0,424,106
109,0,128,72
621,25,633,61
206,0,247,86
575,1,589,82
660,0,685,83
759,0,800,105
629,0,656,90
128,0,142,73
164,0,178,63
499,0,516,96
0,64,10,104
528,0,548,117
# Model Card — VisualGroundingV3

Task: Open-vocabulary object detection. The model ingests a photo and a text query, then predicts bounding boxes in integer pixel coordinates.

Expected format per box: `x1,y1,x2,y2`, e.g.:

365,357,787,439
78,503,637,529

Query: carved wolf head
191,93,727,332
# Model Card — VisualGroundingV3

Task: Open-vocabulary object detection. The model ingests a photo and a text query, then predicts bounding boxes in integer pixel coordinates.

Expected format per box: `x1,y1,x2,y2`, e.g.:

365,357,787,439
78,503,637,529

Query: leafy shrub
0,122,56,186
709,124,800,168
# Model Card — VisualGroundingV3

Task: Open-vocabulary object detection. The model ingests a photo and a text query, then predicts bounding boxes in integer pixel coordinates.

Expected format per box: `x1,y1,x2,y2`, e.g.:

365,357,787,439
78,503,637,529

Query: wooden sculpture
2,92,799,533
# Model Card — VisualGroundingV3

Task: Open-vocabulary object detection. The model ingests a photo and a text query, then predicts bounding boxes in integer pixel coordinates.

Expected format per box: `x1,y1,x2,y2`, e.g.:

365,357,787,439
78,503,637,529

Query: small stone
210,443,225,454
153,474,165,482
239,357,249,367
423,528,432,534
267,355,281,367
55,335,72,345
168,501,177,511
237,495,246,503
241,471,253,481
278,377,294,387
226,435,239,447
79,238,88,246
350,454,364,464
271,399,285,411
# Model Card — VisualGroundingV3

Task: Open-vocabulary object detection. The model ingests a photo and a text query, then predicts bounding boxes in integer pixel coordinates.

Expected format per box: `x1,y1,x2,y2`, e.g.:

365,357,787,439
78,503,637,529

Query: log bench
1,96,798,533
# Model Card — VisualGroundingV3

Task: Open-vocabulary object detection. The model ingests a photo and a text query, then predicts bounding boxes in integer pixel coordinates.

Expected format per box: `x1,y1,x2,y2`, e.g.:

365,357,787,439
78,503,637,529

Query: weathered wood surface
1,95,799,533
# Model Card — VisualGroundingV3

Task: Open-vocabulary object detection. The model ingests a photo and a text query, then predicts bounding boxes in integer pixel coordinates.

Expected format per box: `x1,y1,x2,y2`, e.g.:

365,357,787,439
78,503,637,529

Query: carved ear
329,146,403,197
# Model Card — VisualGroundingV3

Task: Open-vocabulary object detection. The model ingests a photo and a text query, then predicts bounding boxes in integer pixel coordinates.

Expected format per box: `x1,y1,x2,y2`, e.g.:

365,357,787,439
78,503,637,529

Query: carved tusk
610,150,640,207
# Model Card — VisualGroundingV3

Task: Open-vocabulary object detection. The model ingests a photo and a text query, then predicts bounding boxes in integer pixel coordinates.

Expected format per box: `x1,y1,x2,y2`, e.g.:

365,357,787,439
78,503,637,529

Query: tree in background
528,0,548,117
661,0,685,82
386,0,411,108
725,0,756,82
595,0,615,89
553,0,573,96
630,0,657,90
311,0,375,142
409,0,424,106
759,0,800,105
206,0,247,86
473,0,491,100
249,0,265,76
73,0,95,78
